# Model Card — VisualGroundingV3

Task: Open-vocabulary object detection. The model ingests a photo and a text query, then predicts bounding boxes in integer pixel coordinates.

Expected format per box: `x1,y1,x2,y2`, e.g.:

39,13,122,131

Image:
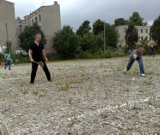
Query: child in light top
4,50,11,70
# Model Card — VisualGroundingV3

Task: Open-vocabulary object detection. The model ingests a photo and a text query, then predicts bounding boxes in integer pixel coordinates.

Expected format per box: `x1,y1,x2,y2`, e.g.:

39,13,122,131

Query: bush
77,51,93,59
0,54,5,64
47,54,61,61
11,54,30,64
77,47,127,59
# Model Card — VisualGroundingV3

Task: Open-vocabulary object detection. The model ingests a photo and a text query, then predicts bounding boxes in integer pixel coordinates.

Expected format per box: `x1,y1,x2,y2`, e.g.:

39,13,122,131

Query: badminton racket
33,61,44,68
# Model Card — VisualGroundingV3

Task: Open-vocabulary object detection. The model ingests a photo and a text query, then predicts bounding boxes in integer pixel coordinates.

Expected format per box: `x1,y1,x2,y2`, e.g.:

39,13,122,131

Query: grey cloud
13,0,160,31
14,2,35,18
61,0,160,31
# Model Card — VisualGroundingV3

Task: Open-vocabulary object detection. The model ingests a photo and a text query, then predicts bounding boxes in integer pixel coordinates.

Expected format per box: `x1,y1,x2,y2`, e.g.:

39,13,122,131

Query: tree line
19,12,160,59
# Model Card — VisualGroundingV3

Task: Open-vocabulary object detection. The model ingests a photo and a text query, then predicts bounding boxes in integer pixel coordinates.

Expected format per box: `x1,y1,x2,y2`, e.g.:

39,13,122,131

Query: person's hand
133,54,137,60
45,58,48,62
30,58,34,62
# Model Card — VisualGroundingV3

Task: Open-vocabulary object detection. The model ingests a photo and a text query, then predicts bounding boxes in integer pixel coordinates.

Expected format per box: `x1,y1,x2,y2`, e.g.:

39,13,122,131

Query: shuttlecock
132,77,135,81
133,54,137,59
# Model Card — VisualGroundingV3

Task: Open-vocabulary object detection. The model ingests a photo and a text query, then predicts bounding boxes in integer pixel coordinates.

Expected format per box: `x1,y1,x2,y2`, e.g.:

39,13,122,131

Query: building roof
3,0,14,5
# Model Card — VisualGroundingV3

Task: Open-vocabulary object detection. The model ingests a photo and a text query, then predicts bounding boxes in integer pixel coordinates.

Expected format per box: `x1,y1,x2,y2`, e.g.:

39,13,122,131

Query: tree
125,24,138,49
150,15,160,45
93,19,104,35
105,24,119,48
54,25,79,59
19,23,46,51
76,20,91,37
79,33,97,52
114,18,128,26
95,33,104,50
128,12,146,26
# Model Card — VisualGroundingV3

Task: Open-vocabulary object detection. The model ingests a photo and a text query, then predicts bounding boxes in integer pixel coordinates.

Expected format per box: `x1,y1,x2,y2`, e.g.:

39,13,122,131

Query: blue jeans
5,60,11,70
126,57,145,74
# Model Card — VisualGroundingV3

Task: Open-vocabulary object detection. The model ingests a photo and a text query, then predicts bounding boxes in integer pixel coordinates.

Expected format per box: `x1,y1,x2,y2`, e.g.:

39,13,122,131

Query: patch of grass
32,89,38,96
21,86,29,94
68,98,72,105
58,82,70,91
143,81,153,85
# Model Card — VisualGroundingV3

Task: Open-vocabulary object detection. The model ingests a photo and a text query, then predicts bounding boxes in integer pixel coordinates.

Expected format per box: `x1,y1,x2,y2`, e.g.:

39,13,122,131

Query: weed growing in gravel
21,86,29,94
144,81,153,86
104,88,110,99
85,84,92,97
58,82,70,91
68,98,72,105
109,63,116,74
33,89,38,96
116,63,124,71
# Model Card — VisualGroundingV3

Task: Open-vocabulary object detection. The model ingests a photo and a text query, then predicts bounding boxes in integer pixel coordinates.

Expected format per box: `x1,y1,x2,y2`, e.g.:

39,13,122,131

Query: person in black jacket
150,44,155,57
28,33,51,84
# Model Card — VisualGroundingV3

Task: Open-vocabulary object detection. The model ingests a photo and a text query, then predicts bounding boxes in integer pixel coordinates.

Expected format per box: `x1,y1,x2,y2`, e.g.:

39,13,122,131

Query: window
39,14,41,22
150,37,152,41
125,28,127,33
32,19,34,24
141,29,143,33
141,36,143,40
146,29,148,33
35,17,38,23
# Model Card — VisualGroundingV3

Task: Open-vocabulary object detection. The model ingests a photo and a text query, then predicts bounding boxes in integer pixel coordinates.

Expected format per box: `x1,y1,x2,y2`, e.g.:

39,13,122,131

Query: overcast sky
9,0,160,31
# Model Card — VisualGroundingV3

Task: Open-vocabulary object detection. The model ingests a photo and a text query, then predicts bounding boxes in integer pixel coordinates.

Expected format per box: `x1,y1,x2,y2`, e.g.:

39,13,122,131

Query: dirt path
0,56,160,134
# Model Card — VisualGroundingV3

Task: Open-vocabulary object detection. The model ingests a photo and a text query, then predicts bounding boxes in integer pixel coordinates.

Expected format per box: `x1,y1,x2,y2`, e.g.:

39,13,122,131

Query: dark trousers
150,50,154,57
30,61,51,83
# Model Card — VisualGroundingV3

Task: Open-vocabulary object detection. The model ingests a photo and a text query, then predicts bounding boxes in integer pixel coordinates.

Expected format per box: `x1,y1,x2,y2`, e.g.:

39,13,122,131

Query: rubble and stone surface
0,56,160,135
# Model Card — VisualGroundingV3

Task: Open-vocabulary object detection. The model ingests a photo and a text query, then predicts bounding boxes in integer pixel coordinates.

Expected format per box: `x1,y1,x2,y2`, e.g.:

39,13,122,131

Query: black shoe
48,80,52,82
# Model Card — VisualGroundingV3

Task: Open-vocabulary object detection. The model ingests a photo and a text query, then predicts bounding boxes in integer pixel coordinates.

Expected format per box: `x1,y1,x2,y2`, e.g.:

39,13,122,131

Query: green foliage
76,20,91,37
125,24,138,49
0,54,5,62
77,47,126,59
11,54,30,64
54,25,80,59
114,18,128,26
95,33,104,50
93,19,104,35
128,12,146,26
19,23,46,51
79,33,97,52
150,15,160,45
105,24,119,48
79,32,106,52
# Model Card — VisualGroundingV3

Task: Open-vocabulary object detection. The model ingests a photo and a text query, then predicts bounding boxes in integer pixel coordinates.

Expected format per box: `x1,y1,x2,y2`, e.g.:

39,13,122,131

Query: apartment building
0,0,61,53
16,1,61,53
0,0,17,52
116,25,152,47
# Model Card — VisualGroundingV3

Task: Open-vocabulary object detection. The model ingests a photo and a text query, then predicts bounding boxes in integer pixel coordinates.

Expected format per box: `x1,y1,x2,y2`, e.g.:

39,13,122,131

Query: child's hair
6,49,10,53
137,44,143,48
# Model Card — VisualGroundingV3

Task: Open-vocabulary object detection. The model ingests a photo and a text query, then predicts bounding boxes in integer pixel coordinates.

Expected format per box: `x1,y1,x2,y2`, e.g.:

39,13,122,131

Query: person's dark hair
6,49,10,53
137,44,143,48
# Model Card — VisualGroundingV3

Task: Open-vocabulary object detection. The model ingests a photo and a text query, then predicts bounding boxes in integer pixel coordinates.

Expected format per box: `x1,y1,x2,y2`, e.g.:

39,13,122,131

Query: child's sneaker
123,69,127,74
140,73,146,77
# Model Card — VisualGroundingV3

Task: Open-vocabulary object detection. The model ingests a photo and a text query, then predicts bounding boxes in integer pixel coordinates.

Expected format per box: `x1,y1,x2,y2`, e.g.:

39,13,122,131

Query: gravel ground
0,56,160,135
